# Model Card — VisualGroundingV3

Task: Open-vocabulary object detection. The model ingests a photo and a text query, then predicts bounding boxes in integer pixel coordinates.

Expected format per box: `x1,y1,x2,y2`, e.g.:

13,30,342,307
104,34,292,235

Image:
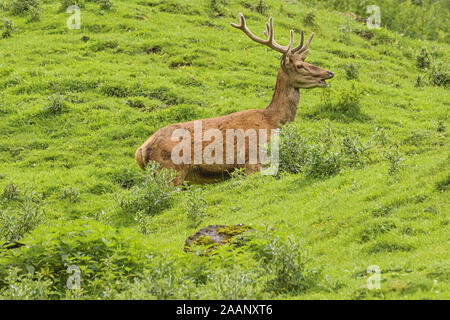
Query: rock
184,224,252,252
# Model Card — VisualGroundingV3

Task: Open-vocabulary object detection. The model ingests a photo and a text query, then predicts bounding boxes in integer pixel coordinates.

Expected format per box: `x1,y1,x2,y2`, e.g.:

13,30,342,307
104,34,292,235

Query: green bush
0,198,44,241
0,220,152,298
426,61,449,88
277,123,309,175
7,0,41,21
311,0,449,42
416,48,431,69
343,62,359,80
98,0,113,11
42,94,66,115
249,234,322,294
1,19,14,38
59,187,80,203
278,124,370,177
1,182,19,202
0,267,52,300
185,187,208,228
116,162,178,217
58,0,85,12
209,0,228,17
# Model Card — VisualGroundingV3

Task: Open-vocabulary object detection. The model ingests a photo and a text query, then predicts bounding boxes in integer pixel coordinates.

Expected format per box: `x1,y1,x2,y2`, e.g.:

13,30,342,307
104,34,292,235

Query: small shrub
426,62,449,88
278,125,370,178
27,2,41,21
58,0,85,12
185,188,208,228
43,94,66,115
333,84,362,114
0,267,52,300
305,145,341,178
8,0,41,21
158,0,196,15
208,267,262,299
117,162,178,217
384,146,404,176
209,0,228,17
343,62,359,80
59,187,80,203
1,19,14,38
278,125,309,175
1,182,20,202
98,0,113,11
436,120,446,133
0,220,151,298
303,12,316,26
250,235,321,294
414,76,424,88
340,135,369,168
125,98,146,109
0,200,44,242
255,0,268,15
416,48,431,69
110,167,140,189
8,0,40,15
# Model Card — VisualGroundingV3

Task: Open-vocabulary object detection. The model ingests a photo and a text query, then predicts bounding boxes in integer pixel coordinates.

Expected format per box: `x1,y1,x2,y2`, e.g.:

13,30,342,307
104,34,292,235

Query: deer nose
328,71,335,78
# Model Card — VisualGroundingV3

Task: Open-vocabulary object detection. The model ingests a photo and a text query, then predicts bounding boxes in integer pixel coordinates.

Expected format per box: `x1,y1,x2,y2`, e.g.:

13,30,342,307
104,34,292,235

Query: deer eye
297,65,303,69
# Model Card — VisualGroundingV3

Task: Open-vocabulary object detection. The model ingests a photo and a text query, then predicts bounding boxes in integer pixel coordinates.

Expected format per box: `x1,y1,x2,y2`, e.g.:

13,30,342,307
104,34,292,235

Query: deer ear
299,49,310,61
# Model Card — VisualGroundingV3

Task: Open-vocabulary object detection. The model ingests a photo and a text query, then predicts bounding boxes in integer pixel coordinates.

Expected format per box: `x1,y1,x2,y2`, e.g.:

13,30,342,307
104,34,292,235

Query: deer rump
135,108,278,185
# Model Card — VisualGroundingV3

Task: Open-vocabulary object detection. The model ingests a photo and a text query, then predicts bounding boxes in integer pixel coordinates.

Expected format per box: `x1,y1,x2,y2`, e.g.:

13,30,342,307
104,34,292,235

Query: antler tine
231,13,294,54
292,31,314,54
292,31,304,52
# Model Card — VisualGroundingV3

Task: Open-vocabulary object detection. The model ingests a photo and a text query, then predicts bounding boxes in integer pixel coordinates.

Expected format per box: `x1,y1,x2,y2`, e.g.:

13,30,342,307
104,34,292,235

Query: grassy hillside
0,0,449,299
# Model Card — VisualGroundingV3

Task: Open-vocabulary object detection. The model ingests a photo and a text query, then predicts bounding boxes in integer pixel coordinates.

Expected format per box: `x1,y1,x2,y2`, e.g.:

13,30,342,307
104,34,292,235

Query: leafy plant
0,220,152,298
384,146,404,176
303,12,316,27
1,182,19,202
255,0,268,15
249,234,322,294
59,187,80,203
43,94,66,115
58,0,85,12
209,0,228,17
185,187,208,228
343,62,359,80
0,199,44,242
98,0,113,11
117,162,178,217
0,267,52,300
426,61,449,88
1,19,14,38
416,48,431,69
8,0,41,15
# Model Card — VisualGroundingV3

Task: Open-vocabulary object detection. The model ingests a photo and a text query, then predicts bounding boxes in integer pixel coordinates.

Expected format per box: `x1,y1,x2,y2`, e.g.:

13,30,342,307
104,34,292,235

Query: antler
231,13,294,54
291,30,314,54
231,13,314,56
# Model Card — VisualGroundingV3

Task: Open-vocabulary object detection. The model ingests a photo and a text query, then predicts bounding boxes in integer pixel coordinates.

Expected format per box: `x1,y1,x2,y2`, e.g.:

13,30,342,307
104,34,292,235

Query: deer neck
264,68,300,126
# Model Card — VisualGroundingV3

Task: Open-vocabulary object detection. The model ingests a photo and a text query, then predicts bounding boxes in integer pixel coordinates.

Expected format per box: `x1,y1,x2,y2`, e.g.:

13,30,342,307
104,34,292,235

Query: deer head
231,13,334,89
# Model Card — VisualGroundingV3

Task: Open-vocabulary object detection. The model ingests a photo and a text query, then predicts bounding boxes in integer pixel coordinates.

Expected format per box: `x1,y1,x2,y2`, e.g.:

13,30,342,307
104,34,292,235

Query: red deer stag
135,13,334,185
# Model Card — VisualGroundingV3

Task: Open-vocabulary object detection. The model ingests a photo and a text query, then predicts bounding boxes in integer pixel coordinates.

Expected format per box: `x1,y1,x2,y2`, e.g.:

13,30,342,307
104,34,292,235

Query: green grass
0,0,448,299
